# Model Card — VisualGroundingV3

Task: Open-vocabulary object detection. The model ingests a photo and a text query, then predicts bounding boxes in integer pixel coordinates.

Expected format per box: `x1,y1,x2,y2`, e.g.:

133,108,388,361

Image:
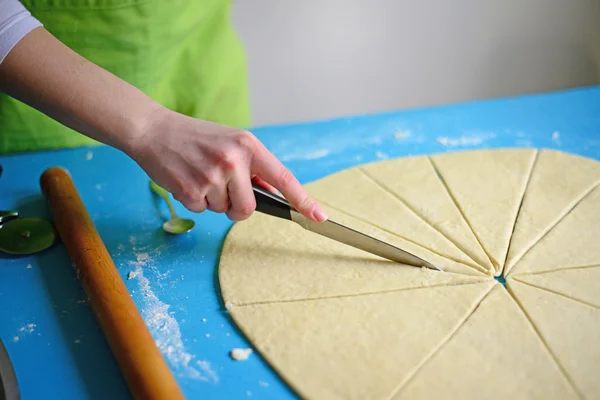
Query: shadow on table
16,194,132,400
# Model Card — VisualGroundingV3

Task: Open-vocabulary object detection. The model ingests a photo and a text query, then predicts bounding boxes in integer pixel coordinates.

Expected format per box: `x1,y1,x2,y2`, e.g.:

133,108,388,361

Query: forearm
0,27,162,153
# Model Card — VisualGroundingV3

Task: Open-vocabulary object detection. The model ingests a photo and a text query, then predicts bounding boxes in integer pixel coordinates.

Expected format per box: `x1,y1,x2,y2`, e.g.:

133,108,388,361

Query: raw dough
307,168,485,272
509,185,600,276
396,285,576,399
220,206,487,306
508,279,600,398
512,266,600,309
430,148,537,274
504,149,600,275
361,156,493,273
229,281,495,400
219,149,600,400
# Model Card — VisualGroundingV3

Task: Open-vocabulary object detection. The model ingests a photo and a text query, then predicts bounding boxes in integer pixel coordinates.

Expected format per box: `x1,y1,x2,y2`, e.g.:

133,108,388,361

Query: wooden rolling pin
40,167,184,400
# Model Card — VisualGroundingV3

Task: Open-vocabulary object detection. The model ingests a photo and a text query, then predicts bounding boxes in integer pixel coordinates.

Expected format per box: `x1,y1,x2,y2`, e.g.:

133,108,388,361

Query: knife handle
252,184,293,220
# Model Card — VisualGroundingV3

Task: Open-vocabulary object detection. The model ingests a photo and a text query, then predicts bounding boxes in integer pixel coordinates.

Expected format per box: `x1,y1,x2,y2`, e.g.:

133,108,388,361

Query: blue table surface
1,86,599,400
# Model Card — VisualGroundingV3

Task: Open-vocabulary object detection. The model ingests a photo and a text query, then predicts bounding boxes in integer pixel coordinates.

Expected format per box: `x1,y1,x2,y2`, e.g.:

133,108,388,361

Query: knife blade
252,184,442,271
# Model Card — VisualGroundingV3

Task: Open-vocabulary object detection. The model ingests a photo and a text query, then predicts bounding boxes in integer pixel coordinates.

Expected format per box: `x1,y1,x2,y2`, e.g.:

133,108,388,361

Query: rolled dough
306,167,485,272
430,148,537,275
360,156,494,273
512,266,600,309
504,150,600,275
395,285,576,400
220,206,486,306
229,281,495,400
508,184,600,276
508,279,600,398
219,149,600,400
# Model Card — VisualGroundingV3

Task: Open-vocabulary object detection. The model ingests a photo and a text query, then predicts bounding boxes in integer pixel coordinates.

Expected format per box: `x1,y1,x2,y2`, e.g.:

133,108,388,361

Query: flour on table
13,323,36,342
230,348,253,361
130,245,218,382
436,132,495,147
280,149,329,162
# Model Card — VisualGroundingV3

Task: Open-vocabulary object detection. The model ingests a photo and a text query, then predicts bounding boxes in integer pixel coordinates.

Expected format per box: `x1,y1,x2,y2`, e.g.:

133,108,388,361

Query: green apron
0,0,250,154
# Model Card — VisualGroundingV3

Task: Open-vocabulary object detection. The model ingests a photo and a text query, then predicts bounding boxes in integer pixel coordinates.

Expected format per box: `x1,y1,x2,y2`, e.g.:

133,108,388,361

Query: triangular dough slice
306,168,486,272
229,281,495,400
360,156,494,273
508,280,600,399
508,185,600,276
395,285,577,400
504,150,600,275
513,266,600,308
430,148,537,275
220,207,489,306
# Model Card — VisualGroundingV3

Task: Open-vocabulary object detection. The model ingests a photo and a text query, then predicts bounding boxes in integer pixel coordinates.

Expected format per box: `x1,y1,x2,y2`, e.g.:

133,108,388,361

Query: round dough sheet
219,148,600,400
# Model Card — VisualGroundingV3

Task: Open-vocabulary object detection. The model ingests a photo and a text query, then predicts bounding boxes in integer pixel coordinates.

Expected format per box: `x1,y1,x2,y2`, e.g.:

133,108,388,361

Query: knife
252,185,442,271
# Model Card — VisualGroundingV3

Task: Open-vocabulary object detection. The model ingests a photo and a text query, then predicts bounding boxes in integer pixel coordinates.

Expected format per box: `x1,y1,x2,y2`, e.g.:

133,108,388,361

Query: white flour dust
436,132,496,147
280,148,329,162
128,245,218,383
13,323,37,342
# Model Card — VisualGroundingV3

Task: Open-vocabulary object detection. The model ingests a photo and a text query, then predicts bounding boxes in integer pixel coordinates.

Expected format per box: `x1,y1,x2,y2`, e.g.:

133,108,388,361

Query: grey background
233,0,600,127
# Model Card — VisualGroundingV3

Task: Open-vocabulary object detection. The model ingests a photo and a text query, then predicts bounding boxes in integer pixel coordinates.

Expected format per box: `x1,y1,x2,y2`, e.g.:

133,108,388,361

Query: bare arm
0,27,157,153
0,27,327,222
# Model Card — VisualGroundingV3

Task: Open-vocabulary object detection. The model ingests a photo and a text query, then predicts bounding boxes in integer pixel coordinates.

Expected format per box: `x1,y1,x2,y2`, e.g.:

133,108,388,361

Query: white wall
233,0,600,126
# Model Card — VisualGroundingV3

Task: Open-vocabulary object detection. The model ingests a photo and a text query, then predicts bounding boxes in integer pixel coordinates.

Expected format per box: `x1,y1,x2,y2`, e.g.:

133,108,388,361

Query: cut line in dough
508,279,600,399
430,148,538,275
306,167,485,271
508,184,600,277
512,267,600,309
316,199,490,275
219,149,600,400
394,284,577,400
358,157,494,273
504,150,600,275
506,182,600,276
219,206,488,307
228,281,495,400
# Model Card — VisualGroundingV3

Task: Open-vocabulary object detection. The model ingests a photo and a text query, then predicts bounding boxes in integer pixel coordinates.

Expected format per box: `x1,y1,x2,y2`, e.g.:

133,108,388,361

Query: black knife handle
252,184,293,221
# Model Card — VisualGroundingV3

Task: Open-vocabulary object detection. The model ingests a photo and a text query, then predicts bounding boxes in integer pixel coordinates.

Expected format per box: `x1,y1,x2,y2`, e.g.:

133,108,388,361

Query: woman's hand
130,108,328,222
0,27,325,222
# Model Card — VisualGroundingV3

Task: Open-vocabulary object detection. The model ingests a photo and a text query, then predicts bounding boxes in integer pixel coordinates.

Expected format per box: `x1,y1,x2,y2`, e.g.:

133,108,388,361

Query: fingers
206,182,230,213
227,169,256,221
251,144,327,222
180,196,208,213
251,175,278,194
171,182,209,213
